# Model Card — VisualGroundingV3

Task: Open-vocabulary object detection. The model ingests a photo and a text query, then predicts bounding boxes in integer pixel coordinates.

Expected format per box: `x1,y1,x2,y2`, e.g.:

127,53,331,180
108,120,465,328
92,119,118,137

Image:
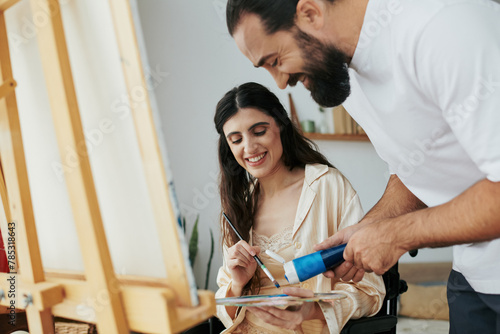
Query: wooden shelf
286,94,369,142
304,132,369,142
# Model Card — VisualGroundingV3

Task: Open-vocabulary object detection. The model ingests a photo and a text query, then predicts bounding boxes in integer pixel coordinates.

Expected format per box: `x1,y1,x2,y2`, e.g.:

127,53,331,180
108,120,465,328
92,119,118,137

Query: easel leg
0,10,55,334
108,0,198,308
26,308,54,333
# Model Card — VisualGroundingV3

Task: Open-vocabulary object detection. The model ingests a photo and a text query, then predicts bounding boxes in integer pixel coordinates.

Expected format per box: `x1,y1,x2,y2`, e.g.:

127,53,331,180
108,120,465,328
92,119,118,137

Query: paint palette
216,293,346,307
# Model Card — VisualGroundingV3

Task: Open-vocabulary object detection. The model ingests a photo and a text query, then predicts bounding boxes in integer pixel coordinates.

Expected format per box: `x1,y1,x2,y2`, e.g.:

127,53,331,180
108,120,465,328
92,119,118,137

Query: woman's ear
296,0,325,31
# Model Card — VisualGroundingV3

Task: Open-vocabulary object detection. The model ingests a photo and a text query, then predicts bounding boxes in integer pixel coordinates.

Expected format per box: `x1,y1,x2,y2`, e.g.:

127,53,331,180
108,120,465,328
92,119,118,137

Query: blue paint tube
284,244,346,284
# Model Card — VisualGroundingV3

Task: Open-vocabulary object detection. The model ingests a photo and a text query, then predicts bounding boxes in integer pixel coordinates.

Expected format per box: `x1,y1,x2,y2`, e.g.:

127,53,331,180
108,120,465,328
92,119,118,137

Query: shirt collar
304,164,329,186
349,0,382,73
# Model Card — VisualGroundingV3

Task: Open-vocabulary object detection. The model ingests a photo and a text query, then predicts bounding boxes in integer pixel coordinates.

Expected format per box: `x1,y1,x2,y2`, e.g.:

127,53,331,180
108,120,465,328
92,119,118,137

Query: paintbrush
222,212,280,289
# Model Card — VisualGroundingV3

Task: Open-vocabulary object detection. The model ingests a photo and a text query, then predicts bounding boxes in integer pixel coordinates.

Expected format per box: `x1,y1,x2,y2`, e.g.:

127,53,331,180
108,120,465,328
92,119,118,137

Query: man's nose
268,68,288,90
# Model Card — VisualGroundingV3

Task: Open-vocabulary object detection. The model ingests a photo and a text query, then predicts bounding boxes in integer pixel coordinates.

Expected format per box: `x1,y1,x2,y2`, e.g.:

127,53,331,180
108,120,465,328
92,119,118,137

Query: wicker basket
54,321,97,334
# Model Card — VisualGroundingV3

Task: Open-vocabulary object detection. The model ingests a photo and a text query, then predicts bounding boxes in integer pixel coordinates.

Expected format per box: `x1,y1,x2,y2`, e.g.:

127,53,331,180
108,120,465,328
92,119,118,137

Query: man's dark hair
226,0,299,36
226,0,336,36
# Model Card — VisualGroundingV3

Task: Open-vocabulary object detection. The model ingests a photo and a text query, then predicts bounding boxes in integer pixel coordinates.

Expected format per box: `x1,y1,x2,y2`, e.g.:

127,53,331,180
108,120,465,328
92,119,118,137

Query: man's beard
290,29,351,107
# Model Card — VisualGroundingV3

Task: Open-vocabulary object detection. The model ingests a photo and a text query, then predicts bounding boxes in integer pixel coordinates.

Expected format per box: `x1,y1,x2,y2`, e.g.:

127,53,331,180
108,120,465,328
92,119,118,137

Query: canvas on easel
0,0,214,333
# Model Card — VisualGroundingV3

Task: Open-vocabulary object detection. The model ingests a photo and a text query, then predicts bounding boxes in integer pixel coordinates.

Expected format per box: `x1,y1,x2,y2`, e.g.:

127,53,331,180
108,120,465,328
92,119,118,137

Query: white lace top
233,226,326,334
253,225,294,252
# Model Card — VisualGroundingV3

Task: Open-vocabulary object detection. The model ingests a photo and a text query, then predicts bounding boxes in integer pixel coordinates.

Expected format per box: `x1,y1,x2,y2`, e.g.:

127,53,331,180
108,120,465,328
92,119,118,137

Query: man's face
233,13,351,107
293,29,351,107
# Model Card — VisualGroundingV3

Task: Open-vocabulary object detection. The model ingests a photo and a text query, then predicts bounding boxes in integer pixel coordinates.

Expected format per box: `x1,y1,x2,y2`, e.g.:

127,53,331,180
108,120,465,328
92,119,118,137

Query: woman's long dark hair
214,82,333,292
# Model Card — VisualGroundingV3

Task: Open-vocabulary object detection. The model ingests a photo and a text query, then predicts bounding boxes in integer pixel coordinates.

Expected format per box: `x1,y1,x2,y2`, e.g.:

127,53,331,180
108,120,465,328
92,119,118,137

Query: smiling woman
213,82,386,333
213,82,334,249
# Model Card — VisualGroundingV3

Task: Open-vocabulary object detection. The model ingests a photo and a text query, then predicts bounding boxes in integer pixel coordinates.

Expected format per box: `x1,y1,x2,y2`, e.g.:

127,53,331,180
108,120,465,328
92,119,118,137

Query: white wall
136,1,452,291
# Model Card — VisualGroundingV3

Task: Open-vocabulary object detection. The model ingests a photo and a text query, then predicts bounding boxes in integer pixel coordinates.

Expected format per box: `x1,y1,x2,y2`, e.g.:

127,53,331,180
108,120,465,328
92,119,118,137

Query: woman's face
222,107,284,179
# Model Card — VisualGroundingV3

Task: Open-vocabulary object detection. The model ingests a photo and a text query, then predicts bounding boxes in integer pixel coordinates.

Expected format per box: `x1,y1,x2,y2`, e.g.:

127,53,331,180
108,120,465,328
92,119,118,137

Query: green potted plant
182,214,215,290
181,215,223,334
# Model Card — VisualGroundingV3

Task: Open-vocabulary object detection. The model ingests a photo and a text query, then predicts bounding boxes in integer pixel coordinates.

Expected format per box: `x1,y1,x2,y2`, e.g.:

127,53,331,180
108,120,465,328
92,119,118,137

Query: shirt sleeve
215,245,246,332
415,2,500,182
319,176,386,333
319,272,386,333
338,192,364,231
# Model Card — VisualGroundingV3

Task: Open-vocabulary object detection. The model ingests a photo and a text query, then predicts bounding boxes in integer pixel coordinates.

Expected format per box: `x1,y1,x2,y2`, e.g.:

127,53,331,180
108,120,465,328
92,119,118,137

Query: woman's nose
243,137,258,154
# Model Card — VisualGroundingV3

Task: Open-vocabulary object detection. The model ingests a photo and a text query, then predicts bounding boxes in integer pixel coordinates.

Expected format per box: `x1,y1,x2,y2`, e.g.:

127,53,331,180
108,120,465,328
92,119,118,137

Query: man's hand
345,218,408,275
313,223,366,282
246,287,323,329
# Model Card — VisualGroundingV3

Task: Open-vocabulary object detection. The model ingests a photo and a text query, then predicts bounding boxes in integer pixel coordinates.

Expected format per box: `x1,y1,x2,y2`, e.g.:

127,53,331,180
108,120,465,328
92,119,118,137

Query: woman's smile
246,152,267,165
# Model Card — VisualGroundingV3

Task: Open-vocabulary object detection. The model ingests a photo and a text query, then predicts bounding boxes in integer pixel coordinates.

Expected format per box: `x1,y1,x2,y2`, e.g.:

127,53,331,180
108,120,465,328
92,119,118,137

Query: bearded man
226,0,500,332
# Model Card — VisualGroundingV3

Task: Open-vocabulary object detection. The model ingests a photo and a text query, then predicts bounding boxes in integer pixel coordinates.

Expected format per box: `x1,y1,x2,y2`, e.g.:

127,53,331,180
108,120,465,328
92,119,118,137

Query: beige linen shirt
216,164,386,333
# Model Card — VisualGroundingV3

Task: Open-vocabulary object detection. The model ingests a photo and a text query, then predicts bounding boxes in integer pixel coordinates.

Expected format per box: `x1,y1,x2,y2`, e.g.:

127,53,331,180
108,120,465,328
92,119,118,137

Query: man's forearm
401,178,500,250
363,174,427,224
343,178,500,275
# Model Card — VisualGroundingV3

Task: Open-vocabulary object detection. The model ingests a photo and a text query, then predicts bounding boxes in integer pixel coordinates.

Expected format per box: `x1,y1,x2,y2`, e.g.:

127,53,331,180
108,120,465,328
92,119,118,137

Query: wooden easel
0,0,215,333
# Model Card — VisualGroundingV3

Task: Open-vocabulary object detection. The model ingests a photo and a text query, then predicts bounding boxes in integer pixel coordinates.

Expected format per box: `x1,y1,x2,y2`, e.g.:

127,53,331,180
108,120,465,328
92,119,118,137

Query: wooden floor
397,262,452,333
397,317,449,333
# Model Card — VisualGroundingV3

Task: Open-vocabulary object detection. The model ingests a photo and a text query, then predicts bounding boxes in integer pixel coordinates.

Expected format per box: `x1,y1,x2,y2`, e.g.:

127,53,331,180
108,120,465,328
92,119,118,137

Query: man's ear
295,0,325,31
